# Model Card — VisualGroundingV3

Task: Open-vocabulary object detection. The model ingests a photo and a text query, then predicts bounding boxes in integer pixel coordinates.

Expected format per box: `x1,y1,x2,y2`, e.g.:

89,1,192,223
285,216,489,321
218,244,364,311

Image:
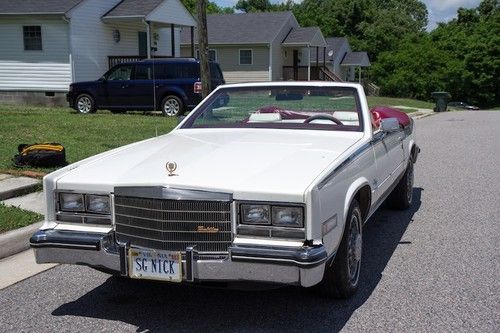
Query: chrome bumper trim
229,244,328,268
30,229,326,287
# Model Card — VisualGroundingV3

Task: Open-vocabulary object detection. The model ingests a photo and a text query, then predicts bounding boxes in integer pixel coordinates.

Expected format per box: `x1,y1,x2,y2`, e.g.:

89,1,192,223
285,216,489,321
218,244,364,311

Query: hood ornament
166,161,178,176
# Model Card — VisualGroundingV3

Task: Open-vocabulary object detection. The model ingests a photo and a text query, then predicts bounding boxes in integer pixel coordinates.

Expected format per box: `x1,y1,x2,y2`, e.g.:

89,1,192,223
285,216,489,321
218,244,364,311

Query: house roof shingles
103,0,163,18
282,27,326,47
181,11,294,45
311,37,349,63
0,0,83,14
341,52,371,67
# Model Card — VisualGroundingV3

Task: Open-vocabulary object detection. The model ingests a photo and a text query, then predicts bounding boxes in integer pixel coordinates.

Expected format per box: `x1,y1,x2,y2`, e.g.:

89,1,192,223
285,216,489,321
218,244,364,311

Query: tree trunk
196,0,211,98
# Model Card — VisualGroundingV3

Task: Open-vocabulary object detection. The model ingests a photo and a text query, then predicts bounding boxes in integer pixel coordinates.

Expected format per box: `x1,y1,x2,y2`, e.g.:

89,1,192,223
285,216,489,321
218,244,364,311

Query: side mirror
380,118,400,133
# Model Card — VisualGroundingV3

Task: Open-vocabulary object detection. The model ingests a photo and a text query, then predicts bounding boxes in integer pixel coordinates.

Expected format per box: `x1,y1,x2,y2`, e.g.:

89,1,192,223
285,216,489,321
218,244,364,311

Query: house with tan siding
180,11,330,84
0,0,195,105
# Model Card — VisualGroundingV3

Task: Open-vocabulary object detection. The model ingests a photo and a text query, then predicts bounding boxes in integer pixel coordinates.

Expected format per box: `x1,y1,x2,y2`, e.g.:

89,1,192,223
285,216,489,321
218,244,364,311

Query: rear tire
318,199,363,299
75,93,96,114
387,162,414,210
161,95,184,117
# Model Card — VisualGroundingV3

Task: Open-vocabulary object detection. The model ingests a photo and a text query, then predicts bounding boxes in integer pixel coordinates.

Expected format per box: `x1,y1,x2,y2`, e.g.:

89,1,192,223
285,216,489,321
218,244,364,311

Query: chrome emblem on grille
166,161,178,176
197,226,219,233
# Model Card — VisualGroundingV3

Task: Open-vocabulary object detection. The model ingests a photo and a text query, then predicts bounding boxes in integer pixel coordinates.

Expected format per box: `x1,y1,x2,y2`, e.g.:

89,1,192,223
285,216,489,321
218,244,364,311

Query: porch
281,27,328,81
101,0,197,69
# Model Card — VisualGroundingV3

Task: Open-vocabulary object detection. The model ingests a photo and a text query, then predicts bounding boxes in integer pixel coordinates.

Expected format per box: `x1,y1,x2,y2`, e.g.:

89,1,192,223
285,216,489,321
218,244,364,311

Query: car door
104,64,134,108
371,129,405,199
131,63,154,110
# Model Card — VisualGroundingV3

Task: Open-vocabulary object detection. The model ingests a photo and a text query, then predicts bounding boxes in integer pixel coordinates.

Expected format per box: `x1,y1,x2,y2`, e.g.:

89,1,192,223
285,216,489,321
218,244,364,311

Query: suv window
156,62,199,79
134,64,152,80
107,65,133,80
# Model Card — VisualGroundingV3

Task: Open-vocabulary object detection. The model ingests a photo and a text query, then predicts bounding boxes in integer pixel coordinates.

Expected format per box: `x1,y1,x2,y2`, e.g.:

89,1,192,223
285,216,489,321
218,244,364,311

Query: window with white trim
239,49,252,65
196,49,217,62
23,26,42,50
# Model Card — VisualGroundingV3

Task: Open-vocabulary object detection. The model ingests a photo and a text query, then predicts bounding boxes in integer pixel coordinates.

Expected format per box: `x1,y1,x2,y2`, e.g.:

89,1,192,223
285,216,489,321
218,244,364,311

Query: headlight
272,206,304,227
240,203,304,228
241,204,270,225
86,194,110,214
59,193,84,212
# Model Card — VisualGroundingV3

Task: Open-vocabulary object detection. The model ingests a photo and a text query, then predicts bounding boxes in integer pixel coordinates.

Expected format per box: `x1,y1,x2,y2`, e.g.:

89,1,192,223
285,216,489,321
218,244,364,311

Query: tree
181,0,233,14
371,0,499,107
292,0,428,61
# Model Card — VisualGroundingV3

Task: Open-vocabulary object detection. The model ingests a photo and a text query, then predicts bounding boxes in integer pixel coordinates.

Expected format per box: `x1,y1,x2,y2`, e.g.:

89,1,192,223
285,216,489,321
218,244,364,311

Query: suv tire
161,95,184,117
75,94,97,114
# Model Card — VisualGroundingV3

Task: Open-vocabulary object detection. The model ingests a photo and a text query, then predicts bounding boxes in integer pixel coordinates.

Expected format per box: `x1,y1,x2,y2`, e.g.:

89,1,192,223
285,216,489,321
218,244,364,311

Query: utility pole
197,0,211,98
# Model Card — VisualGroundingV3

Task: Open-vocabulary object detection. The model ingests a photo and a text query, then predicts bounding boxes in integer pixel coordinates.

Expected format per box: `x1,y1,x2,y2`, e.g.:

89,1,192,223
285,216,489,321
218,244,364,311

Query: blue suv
67,58,225,116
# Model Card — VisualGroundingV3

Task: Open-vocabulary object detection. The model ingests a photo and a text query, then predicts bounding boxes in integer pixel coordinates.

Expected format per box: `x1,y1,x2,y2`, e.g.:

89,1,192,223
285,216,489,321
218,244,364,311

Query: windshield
181,86,363,131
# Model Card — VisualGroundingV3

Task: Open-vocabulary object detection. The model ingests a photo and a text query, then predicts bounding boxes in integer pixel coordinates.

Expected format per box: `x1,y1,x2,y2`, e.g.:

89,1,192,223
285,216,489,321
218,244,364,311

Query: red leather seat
370,106,411,128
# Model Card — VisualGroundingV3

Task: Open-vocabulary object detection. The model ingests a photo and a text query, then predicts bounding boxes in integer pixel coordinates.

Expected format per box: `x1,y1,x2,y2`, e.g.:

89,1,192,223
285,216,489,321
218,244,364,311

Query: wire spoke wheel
347,213,362,284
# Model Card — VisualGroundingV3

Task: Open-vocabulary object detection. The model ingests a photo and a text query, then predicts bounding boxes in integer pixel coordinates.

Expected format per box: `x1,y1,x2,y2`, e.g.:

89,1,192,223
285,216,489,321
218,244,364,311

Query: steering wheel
304,114,343,125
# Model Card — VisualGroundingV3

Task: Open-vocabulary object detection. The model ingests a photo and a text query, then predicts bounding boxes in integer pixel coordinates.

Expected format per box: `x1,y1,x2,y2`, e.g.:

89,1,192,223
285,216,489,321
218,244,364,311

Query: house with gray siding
180,12,329,84
310,37,371,82
0,0,195,105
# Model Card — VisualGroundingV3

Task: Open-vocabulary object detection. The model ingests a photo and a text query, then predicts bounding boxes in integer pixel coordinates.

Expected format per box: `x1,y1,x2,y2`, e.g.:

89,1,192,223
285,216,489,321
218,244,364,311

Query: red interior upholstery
370,106,411,128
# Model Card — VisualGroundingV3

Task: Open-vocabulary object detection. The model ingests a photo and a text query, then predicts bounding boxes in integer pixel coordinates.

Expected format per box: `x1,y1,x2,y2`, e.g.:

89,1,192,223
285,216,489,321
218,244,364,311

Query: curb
0,182,40,201
0,221,42,260
408,111,436,120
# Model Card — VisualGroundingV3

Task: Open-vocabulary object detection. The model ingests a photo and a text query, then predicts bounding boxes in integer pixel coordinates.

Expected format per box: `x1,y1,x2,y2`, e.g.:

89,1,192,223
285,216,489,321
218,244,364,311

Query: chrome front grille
114,196,232,253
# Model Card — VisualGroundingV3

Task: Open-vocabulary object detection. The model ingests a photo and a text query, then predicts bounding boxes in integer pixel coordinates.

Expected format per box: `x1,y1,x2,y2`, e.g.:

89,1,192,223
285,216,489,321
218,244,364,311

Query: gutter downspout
144,20,152,59
268,43,272,81
307,46,311,81
62,15,74,83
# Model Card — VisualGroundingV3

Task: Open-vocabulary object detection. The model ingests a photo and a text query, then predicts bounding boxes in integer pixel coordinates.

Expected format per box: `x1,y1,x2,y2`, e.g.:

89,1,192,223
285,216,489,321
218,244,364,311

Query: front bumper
30,229,329,287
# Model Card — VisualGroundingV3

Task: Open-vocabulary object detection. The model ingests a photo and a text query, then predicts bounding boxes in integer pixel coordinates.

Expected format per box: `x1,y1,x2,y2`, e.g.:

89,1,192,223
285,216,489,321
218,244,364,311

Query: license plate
128,248,182,282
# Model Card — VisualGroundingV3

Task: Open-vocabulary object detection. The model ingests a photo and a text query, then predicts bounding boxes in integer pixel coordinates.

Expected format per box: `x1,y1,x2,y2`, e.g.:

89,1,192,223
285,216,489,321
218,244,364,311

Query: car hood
56,129,363,201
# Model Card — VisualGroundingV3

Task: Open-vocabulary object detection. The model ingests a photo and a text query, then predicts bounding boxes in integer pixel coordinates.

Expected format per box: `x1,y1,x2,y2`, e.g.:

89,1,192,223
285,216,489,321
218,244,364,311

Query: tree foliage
180,0,233,14
372,0,499,107
291,0,427,61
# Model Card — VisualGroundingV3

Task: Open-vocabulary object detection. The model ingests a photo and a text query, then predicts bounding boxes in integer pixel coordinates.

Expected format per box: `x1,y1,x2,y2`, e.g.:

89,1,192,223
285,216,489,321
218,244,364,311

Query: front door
138,32,147,57
293,50,299,80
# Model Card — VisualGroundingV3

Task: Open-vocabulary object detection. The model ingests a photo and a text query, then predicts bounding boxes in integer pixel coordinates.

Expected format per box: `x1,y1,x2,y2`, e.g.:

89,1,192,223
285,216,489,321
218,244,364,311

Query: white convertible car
31,82,419,298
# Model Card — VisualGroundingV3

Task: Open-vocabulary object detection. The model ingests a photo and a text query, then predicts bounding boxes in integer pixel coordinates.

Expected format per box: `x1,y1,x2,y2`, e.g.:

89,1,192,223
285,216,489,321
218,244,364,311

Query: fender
343,178,371,224
157,85,189,108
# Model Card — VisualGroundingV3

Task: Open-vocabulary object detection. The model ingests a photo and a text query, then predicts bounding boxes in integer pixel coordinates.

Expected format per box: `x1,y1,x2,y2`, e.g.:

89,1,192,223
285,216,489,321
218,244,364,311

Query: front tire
387,162,414,210
161,95,184,117
318,199,363,298
75,94,96,114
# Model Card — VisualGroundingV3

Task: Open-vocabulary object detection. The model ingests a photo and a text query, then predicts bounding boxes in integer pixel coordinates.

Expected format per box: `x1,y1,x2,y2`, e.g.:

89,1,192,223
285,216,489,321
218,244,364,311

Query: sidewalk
0,173,54,289
0,173,43,260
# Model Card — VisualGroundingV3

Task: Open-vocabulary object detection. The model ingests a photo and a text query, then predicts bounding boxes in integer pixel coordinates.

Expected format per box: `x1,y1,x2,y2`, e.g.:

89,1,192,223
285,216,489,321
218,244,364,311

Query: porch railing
108,56,172,69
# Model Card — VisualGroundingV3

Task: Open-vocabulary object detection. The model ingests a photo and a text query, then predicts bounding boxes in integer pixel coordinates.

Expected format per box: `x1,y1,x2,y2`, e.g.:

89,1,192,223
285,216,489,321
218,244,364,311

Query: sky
212,0,482,31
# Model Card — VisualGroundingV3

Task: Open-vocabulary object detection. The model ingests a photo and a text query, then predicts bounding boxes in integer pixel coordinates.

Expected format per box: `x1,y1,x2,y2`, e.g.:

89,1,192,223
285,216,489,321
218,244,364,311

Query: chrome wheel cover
77,96,92,113
163,98,180,116
347,213,362,285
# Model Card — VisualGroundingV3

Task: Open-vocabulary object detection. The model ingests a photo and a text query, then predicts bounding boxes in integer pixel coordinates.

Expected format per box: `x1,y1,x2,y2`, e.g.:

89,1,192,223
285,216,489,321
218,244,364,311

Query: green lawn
0,105,178,173
0,96,430,173
367,96,435,109
0,203,43,234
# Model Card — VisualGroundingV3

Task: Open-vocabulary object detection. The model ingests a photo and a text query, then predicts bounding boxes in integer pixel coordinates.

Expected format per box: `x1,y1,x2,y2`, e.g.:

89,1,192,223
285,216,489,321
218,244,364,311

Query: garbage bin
431,92,451,112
